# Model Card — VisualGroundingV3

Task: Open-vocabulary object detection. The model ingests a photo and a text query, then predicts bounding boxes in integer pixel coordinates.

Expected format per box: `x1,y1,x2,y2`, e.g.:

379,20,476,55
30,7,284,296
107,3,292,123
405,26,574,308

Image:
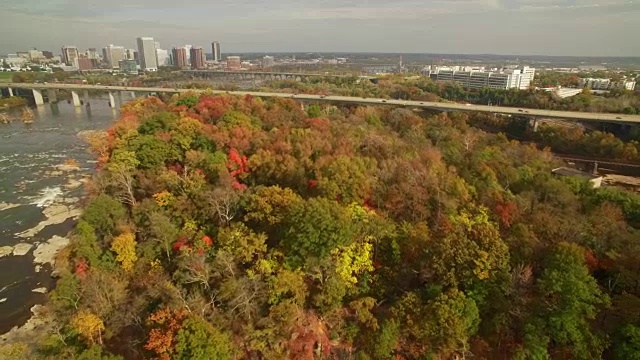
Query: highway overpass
3,82,640,124
181,70,350,80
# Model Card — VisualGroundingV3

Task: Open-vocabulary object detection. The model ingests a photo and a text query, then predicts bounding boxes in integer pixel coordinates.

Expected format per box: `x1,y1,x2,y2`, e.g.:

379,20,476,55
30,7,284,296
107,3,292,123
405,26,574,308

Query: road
4,82,640,124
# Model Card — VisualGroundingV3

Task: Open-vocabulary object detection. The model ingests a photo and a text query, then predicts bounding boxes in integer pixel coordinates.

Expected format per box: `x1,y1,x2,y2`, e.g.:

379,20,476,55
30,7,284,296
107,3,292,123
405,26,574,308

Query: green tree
526,242,610,359
175,317,237,360
81,194,127,237
614,324,640,360
282,198,354,268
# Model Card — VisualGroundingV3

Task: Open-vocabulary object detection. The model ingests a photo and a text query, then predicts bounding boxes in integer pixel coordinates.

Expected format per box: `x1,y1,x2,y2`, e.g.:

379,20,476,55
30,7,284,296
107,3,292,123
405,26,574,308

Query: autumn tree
111,232,138,271
71,310,105,345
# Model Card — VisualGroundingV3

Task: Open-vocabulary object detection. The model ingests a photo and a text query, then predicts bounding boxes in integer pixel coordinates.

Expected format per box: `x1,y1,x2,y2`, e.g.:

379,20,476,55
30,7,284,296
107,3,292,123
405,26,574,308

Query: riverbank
0,97,27,111
0,100,119,337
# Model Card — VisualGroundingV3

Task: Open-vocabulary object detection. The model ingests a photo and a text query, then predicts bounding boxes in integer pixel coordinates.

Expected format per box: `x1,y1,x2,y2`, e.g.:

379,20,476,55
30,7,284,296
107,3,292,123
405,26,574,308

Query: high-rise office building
61,46,79,66
86,48,99,60
262,55,275,69
125,49,136,60
42,51,54,59
226,56,241,71
190,47,205,70
211,41,221,62
103,44,125,68
183,45,193,64
172,47,188,68
136,37,158,71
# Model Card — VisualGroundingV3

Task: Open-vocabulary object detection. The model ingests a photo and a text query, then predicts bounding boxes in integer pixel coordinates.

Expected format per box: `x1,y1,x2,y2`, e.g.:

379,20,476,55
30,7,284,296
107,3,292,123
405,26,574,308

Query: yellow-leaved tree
111,232,138,271
71,310,105,345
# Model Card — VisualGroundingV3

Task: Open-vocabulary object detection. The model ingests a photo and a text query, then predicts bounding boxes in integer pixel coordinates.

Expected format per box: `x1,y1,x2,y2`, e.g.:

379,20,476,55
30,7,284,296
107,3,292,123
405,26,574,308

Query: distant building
86,48,99,60
76,58,94,70
226,56,241,71
172,47,188,68
552,167,603,188
27,50,45,61
262,55,275,69
61,46,79,66
103,44,125,69
16,52,29,59
156,48,170,67
579,78,636,91
42,51,54,59
4,54,27,66
119,59,138,74
125,49,136,61
211,41,221,62
190,47,206,70
136,37,158,71
184,45,193,64
423,66,536,90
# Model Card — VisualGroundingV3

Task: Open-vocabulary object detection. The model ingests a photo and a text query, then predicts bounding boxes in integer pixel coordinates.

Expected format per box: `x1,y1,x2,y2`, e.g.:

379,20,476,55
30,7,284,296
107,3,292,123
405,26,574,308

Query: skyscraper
183,45,193,65
103,44,125,69
190,47,205,70
86,48,99,60
136,37,158,71
125,49,136,60
211,41,221,62
172,47,188,68
61,46,79,66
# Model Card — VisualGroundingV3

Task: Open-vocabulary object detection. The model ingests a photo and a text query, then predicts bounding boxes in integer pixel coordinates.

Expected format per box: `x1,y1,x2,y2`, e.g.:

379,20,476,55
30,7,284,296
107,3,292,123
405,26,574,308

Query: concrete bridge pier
32,89,44,105
47,89,58,103
529,118,539,132
130,91,136,99
118,91,124,105
108,92,116,108
8,88,14,97
71,91,82,107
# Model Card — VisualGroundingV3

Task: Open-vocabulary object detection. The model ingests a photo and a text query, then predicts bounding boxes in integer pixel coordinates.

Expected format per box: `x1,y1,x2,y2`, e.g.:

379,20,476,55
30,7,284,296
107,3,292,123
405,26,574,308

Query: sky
0,0,638,56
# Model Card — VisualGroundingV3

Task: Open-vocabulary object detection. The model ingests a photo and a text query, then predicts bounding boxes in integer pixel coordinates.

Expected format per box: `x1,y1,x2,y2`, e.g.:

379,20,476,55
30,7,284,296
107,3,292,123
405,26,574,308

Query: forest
3,92,640,360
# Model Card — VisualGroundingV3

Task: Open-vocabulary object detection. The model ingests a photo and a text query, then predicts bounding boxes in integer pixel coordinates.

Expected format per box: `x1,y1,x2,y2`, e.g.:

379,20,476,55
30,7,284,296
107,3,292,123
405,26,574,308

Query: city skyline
1,0,639,57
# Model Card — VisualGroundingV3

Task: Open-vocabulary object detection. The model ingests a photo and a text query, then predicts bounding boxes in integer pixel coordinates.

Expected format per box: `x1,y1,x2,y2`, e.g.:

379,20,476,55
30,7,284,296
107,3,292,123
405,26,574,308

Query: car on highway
616,117,622,119
518,109,524,112
381,100,387,103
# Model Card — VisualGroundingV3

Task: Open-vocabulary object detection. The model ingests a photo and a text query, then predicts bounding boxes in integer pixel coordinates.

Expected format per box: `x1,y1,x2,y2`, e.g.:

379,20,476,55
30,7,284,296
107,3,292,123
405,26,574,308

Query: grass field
0,72,14,82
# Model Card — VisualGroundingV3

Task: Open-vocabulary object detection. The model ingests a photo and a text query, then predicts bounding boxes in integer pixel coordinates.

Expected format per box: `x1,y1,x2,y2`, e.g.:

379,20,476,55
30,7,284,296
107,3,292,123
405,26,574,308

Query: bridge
181,70,353,81
2,82,640,124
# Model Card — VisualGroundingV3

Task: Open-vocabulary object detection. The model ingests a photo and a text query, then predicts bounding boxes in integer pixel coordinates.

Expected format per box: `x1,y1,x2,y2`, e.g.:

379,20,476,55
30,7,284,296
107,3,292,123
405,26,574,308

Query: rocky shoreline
0,162,85,340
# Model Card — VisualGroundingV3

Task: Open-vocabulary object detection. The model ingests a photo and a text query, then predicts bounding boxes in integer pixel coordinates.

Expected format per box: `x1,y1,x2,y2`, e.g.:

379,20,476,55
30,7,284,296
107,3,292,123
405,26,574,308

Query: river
0,98,119,334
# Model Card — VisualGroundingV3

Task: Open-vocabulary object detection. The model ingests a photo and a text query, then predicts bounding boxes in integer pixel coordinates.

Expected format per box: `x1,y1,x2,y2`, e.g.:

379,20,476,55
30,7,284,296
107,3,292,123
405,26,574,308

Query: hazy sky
1,0,638,56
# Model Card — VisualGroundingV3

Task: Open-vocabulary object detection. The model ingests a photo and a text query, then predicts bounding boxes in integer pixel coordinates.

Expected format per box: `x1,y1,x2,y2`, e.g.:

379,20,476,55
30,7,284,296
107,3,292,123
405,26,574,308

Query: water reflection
50,102,60,116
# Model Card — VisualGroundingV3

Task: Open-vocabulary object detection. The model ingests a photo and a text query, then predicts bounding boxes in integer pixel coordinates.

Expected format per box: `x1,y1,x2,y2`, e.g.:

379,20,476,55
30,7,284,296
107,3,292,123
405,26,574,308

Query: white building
183,45,193,64
579,78,636,91
103,44,125,69
262,55,275,68
156,48,170,67
3,54,27,66
423,66,536,90
136,37,158,71
211,41,221,62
